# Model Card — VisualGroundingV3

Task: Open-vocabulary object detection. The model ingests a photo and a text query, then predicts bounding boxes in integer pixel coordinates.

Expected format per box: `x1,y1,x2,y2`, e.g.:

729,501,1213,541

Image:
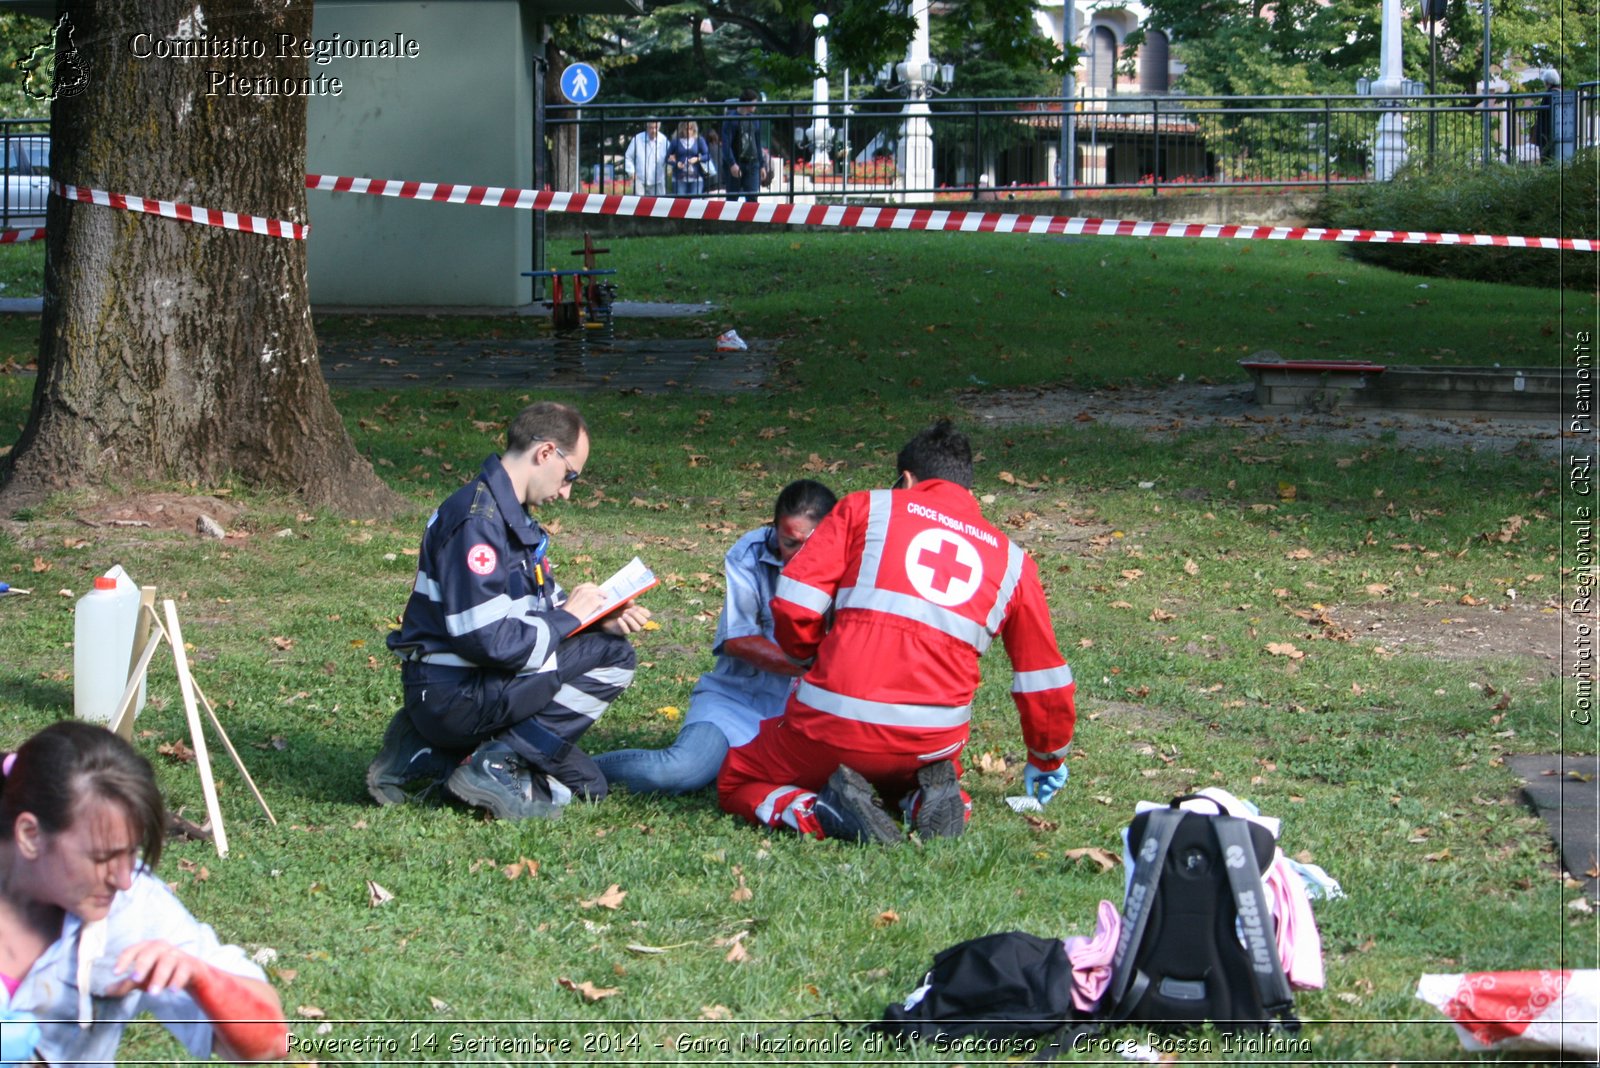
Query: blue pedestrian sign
560,63,600,105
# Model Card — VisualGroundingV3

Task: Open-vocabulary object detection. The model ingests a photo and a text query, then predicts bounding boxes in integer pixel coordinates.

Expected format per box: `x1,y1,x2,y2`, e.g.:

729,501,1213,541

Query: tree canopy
1131,0,1594,97
553,0,1067,103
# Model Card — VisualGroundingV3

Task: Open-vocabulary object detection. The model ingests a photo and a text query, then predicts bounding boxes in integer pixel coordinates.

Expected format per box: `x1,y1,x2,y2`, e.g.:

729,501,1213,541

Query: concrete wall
306,0,535,307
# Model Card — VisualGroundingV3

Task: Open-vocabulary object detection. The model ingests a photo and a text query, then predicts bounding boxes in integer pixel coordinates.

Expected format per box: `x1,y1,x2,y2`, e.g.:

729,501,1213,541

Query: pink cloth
0,972,19,997
1263,854,1324,990
1062,899,1122,1013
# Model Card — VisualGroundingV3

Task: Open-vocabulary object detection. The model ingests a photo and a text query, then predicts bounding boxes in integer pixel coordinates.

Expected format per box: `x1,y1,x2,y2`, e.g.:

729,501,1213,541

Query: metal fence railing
0,118,50,230
1,86,1593,229
547,84,1597,202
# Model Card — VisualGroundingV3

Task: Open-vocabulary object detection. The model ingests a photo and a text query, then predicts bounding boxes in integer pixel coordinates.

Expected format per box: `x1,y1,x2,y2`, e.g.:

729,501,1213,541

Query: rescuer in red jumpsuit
718,420,1077,844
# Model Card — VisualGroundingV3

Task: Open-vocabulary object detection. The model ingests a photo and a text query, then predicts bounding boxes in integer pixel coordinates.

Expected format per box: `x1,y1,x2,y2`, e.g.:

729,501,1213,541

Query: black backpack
872,930,1079,1045
1102,796,1300,1034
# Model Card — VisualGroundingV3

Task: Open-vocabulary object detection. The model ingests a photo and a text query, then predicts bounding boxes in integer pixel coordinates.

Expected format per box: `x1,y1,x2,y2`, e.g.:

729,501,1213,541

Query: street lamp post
899,0,936,198
1481,0,1493,164
1058,0,1076,196
875,0,953,201
1422,0,1444,162
811,13,830,170
1370,0,1407,179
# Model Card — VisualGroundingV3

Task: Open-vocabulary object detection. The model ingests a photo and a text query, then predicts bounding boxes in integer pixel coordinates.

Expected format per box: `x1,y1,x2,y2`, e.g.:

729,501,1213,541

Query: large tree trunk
0,0,401,516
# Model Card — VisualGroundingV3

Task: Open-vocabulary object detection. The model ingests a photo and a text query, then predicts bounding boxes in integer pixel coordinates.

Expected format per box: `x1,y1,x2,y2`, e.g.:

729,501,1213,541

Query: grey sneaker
366,711,458,806
912,760,966,839
447,742,562,821
812,765,902,845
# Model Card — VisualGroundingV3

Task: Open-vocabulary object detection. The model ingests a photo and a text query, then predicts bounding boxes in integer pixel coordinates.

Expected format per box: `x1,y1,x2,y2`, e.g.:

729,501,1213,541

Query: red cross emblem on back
904,529,983,607
467,543,498,576
918,538,974,594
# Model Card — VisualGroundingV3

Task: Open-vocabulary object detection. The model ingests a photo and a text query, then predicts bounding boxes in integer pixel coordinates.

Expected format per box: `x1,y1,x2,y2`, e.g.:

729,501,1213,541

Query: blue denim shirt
685,526,795,746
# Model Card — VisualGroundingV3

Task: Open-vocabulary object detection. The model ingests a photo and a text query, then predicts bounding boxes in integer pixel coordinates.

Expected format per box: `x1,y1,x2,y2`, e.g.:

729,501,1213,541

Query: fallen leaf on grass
1064,847,1121,873
1483,515,1524,543
700,1004,733,1021
730,867,753,903
503,857,539,880
874,910,900,927
366,880,394,907
1149,608,1176,623
557,977,621,1002
579,883,627,910
428,995,450,1011
1183,559,1199,576
1285,547,1313,560
975,752,1007,775
1022,812,1058,832
270,636,295,651
1265,642,1304,660
1423,849,1451,862
158,740,196,763
296,1005,325,1019
715,931,750,963
176,857,210,881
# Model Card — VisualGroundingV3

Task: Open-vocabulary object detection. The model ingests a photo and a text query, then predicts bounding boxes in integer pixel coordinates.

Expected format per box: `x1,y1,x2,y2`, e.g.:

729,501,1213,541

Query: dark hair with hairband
0,722,166,869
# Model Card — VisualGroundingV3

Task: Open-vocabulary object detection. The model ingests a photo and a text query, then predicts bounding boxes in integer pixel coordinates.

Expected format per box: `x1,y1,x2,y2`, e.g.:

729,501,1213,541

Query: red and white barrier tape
306,173,1597,252
2,173,1591,252
49,180,308,239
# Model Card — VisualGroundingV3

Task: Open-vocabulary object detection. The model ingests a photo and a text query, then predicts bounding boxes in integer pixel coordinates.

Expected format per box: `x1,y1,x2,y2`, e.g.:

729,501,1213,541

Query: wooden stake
116,587,158,741
108,605,164,741
162,600,229,859
186,677,277,826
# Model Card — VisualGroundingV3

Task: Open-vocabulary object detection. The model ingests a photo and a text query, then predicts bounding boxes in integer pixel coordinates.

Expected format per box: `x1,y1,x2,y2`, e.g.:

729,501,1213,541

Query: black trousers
402,631,636,801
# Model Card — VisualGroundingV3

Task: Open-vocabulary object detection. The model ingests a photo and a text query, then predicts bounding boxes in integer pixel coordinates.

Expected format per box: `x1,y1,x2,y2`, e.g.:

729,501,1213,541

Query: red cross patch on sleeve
466,543,499,575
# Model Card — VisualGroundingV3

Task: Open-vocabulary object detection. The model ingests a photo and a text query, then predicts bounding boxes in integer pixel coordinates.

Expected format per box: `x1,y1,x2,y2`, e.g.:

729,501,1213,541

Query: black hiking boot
912,760,967,839
366,710,458,806
812,765,902,845
447,742,562,821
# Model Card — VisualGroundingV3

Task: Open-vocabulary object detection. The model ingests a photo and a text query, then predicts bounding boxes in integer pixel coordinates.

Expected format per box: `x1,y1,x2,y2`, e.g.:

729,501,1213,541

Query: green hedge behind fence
1315,150,1599,291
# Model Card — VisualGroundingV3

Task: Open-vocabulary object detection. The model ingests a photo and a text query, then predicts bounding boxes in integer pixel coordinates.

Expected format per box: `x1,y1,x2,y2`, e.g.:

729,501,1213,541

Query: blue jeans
726,161,761,202
675,176,704,197
593,720,729,795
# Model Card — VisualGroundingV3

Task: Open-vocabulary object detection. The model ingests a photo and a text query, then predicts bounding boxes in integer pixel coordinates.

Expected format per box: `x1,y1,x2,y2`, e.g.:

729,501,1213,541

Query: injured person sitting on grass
717,420,1078,844
368,401,652,821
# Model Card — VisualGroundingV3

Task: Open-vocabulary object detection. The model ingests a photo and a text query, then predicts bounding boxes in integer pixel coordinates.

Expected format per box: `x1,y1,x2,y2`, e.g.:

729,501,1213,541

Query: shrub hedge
1315,150,1598,291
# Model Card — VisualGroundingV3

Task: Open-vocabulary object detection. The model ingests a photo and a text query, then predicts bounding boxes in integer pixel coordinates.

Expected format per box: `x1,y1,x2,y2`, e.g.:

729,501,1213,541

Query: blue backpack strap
1103,804,1185,1019
1212,815,1300,1031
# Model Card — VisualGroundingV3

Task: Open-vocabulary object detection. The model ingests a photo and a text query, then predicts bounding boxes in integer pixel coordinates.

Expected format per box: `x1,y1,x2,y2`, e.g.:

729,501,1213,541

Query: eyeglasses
552,445,581,484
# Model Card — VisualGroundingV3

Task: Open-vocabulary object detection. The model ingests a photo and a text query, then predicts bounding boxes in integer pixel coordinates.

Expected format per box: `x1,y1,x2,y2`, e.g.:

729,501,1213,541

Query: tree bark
546,48,580,193
0,0,401,517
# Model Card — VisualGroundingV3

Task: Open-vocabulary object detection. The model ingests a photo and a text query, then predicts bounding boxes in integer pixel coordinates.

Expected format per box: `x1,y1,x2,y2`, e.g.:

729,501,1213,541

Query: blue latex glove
1023,763,1068,805
0,1008,40,1066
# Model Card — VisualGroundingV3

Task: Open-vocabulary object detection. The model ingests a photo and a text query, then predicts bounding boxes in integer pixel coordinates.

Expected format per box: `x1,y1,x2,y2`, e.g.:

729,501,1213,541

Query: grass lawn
0,230,1591,1064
